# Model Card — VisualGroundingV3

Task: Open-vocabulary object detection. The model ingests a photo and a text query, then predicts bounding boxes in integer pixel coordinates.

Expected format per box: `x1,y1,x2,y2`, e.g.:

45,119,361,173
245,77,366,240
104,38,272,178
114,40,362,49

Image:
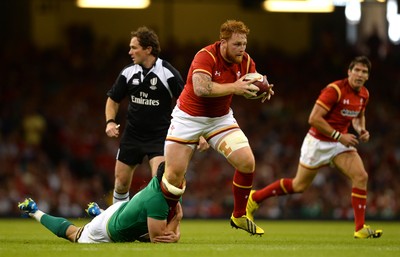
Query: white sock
113,191,129,204
30,210,45,222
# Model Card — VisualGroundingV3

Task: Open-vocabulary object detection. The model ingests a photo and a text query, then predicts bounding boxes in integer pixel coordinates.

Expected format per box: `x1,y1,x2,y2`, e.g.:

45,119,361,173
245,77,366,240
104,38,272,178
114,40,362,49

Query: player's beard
225,48,243,64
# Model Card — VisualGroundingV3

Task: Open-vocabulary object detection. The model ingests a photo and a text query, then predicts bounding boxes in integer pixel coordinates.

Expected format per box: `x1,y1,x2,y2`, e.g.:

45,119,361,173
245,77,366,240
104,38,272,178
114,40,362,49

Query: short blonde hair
219,20,250,40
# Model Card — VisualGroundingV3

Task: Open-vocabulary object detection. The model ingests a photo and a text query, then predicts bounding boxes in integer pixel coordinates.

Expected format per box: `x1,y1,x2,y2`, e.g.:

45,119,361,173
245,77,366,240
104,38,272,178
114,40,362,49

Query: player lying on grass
18,166,182,243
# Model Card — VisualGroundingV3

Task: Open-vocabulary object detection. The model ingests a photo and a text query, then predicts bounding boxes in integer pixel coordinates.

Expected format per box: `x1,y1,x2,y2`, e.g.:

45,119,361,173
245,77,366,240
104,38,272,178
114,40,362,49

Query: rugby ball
243,72,270,99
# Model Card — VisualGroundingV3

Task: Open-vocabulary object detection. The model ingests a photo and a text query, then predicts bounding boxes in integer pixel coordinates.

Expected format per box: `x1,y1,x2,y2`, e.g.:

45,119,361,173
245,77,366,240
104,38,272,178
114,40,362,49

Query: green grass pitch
0,219,398,257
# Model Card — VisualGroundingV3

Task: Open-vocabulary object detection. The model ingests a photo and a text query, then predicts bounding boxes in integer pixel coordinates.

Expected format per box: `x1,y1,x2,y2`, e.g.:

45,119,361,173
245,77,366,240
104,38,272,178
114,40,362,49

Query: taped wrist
331,130,342,141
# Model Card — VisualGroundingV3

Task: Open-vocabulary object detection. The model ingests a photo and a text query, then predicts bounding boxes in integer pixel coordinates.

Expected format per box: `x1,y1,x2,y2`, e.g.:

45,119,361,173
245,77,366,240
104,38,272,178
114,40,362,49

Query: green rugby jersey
107,176,169,242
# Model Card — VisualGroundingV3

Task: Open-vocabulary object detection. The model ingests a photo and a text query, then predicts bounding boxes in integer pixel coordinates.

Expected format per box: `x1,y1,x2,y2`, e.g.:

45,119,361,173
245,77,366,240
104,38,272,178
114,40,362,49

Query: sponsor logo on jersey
341,98,362,117
341,109,359,118
131,91,160,106
131,95,160,106
214,71,221,76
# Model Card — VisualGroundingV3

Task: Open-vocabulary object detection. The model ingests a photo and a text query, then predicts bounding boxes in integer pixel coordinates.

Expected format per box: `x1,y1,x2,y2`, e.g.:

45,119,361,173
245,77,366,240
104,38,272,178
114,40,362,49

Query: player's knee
292,180,309,193
294,185,308,193
354,170,368,186
233,157,255,173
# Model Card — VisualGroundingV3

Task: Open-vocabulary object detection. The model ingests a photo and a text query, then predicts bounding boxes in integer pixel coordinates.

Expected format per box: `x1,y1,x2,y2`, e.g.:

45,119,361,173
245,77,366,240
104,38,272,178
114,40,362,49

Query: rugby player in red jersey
247,56,382,239
161,20,274,236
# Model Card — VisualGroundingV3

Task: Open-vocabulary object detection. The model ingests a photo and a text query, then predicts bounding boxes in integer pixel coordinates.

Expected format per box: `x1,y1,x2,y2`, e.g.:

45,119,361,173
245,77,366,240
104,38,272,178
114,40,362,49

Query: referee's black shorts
116,130,165,166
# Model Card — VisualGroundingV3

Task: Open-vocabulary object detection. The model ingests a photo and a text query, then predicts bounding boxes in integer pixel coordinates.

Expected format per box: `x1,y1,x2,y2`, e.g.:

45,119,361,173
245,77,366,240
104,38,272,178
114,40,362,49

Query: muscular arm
105,97,120,137
192,73,258,98
309,104,360,146
308,104,334,137
164,202,183,237
148,202,183,243
105,97,119,121
147,218,170,243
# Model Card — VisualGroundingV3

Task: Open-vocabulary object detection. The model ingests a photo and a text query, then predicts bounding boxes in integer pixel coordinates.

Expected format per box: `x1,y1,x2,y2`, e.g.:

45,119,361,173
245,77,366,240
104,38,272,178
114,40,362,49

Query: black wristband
106,119,116,125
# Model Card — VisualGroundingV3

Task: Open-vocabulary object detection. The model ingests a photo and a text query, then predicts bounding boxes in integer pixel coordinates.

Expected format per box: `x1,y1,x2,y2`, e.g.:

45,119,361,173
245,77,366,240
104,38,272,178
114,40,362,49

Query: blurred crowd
1,24,399,220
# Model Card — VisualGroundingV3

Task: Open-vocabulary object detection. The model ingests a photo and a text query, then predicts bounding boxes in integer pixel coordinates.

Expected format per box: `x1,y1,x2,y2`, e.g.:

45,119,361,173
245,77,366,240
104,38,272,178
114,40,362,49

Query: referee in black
105,26,184,203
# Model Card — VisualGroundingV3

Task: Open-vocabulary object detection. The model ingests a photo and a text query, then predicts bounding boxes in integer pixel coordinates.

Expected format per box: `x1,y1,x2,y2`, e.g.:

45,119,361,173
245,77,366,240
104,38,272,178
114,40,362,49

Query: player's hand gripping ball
243,72,274,103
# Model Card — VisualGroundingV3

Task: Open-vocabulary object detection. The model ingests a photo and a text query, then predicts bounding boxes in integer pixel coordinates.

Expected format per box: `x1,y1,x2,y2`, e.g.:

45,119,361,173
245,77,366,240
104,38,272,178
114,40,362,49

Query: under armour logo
343,99,350,105
215,71,221,76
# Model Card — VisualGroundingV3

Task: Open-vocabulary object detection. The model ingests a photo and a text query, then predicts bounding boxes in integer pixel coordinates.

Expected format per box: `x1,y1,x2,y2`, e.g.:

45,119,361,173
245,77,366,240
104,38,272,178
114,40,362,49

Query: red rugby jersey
309,78,369,141
177,41,256,117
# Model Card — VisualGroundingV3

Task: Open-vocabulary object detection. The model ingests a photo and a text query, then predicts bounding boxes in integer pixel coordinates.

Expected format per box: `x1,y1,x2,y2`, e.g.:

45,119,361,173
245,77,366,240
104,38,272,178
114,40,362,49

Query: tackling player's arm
105,97,120,138
192,73,258,98
197,136,210,152
147,218,171,243
147,203,183,243
152,202,183,243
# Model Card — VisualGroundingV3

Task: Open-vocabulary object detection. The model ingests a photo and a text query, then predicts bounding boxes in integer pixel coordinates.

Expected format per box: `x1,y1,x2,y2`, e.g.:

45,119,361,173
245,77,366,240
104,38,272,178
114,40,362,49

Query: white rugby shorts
78,201,124,243
299,133,356,169
165,106,242,150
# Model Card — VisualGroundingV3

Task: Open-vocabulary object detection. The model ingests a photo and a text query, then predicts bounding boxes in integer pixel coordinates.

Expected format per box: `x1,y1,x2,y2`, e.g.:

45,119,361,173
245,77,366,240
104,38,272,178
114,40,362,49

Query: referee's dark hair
131,26,161,57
